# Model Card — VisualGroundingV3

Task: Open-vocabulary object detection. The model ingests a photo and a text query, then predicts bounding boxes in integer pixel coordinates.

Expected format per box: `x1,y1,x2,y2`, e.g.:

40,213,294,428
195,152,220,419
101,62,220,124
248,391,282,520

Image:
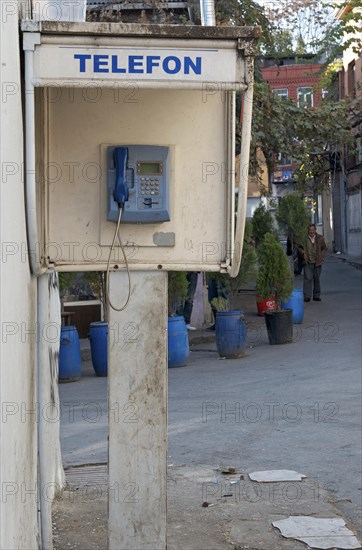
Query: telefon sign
33,44,241,86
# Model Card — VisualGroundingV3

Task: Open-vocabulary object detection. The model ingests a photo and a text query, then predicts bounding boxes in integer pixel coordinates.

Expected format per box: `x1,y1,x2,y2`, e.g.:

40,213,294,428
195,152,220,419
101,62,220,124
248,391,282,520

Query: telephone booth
22,20,257,548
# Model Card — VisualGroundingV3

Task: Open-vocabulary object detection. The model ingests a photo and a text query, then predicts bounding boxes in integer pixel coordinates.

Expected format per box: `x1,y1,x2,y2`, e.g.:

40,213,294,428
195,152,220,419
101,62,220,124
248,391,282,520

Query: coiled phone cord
106,207,132,313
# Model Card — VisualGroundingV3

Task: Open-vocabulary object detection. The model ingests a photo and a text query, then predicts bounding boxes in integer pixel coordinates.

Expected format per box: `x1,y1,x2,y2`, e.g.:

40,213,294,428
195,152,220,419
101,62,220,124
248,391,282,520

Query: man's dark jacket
298,233,327,267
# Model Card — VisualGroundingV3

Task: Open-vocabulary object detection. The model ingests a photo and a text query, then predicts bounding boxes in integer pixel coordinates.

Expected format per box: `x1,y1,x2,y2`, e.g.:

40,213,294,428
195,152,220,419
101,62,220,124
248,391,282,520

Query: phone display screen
138,162,162,175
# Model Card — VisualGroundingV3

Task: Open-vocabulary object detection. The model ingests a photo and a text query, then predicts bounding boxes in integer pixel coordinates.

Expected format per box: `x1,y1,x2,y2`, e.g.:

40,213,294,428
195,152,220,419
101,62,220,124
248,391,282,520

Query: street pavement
56,254,362,549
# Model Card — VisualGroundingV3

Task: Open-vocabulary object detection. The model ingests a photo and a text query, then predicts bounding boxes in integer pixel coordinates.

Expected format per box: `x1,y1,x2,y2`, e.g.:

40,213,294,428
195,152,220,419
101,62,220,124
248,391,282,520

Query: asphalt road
59,254,362,535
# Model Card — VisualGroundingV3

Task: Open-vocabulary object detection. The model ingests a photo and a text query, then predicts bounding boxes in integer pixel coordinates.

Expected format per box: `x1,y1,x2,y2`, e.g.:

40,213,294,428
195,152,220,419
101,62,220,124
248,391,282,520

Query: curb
335,253,362,271
81,348,92,361
188,333,216,346
80,332,215,362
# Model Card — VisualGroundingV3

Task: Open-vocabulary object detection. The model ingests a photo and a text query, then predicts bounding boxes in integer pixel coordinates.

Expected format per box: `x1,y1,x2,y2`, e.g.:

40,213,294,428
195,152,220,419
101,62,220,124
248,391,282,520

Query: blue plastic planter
281,288,304,324
168,316,189,368
89,322,108,377
215,310,247,358
59,325,82,381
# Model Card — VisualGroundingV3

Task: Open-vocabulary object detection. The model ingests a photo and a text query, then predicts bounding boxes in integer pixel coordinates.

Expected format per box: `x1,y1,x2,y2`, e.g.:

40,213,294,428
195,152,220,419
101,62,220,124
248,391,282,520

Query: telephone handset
107,145,170,223
113,147,129,207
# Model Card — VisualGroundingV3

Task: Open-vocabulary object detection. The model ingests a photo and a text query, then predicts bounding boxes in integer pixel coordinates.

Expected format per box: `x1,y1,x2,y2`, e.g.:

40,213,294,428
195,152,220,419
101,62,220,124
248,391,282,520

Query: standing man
298,224,327,302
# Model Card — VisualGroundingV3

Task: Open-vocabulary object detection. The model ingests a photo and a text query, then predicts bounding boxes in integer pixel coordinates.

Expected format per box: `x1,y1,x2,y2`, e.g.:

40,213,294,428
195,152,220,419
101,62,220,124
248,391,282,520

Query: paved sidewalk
53,463,361,550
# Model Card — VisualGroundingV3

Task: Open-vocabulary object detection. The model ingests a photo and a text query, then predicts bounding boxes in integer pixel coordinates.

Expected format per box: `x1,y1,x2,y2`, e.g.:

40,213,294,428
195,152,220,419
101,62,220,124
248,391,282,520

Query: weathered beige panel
46,87,228,269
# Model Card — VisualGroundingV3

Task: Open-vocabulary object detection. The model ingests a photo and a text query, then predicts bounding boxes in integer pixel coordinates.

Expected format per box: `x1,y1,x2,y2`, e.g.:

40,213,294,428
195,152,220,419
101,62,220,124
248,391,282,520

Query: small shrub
168,272,188,316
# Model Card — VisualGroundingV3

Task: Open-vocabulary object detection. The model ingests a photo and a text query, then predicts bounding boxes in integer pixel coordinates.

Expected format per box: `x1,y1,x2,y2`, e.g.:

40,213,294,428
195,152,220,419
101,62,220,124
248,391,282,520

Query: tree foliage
211,0,359,192
319,0,362,61
59,272,74,292
259,0,361,58
276,193,311,246
59,272,102,296
210,221,258,310
195,0,361,58
267,0,335,54
252,204,275,247
211,240,258,310
250,81,354,192
168,272,188,316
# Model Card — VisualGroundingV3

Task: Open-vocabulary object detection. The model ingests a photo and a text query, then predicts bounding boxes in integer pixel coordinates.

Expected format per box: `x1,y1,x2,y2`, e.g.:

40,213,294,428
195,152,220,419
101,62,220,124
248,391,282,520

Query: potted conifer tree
276,193,311,324
167,272,189,367
251,204,277,315
210,222,258,358
251,203,275,247
276,192,310,274
256,233,294,345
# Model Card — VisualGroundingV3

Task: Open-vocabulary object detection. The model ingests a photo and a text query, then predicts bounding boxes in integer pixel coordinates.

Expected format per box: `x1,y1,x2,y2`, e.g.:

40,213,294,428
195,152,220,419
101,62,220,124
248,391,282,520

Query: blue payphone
107,145,170,223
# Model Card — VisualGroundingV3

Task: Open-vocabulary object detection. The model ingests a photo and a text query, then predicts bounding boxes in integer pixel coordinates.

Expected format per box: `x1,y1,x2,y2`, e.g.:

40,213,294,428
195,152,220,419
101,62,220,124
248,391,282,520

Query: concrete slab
249,470,306,482
272,516,361,549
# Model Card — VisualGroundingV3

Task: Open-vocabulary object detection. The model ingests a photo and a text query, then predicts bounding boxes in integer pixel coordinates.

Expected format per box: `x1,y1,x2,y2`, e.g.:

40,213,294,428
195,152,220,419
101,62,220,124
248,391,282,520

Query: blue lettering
74,53,202,76
111,55,126,73
129,56,144,74
146,55,161,74
74,54,91,73
94,55,109,73
163,56,182,74
184,56,202,75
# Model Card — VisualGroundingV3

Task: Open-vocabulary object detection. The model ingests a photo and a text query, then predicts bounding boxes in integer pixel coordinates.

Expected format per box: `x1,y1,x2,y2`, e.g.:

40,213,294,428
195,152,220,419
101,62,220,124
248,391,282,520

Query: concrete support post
108,270,167,550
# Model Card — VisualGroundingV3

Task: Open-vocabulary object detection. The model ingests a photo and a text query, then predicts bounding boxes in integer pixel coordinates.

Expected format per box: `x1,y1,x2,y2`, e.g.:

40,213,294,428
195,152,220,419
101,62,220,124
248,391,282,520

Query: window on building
272,88,289,100
347,61,356,99
322,89,329,100
346,140,358,171
297,87,314,108
340,68,345,99
276,152,293,166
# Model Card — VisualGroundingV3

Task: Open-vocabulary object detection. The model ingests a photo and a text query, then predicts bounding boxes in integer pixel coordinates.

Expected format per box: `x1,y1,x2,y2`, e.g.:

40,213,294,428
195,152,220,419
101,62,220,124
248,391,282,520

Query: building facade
334,1,362,256
255,57,334,244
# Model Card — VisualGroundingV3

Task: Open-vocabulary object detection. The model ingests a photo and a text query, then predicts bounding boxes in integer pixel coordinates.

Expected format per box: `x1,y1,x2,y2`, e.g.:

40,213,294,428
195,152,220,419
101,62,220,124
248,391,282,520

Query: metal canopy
22,20,259,39
22,21,258,91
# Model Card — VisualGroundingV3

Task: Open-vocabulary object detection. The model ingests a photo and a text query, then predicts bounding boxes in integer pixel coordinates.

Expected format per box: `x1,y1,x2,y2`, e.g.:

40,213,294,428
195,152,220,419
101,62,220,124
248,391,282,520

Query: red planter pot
256,296,276,317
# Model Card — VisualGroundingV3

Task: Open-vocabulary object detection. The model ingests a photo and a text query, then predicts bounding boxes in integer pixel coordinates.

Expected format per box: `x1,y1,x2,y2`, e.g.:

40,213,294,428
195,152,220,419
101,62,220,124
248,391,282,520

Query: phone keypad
139,176,160,196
